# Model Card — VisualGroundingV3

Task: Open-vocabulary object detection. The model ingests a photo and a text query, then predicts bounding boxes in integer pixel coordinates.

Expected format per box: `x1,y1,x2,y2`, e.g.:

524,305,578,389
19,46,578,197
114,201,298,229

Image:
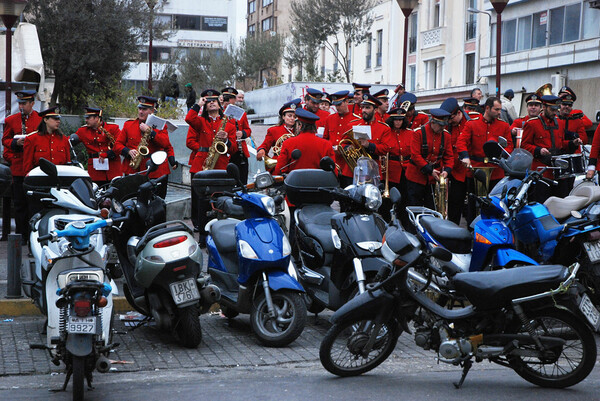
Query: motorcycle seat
452,264,567,309
419,216,472,254
543,195,588,220
210,218,240,253
297,204,337,254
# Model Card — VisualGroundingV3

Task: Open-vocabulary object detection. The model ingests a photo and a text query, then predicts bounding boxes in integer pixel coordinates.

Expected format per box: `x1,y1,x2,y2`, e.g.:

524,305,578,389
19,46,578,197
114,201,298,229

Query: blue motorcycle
195,164,307,347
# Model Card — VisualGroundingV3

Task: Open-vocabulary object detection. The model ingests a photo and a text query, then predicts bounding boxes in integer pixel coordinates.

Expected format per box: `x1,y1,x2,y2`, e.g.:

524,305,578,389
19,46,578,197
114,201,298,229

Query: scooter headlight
239,240,259,259
260,195,276,216
282,235,291,256
363,184,382,211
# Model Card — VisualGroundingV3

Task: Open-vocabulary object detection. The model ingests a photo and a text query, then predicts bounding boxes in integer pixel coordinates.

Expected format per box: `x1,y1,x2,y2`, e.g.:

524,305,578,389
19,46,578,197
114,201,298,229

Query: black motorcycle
319,223,598,389
286,157,389,314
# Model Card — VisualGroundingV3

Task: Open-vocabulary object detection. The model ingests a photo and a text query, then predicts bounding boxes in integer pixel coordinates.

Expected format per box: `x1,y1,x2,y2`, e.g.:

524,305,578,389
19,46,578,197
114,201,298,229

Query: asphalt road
0,361,598,401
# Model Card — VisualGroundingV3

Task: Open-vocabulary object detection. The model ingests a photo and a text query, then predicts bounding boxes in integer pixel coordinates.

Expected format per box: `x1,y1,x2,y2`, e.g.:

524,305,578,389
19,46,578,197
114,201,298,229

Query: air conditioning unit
550,74,566,94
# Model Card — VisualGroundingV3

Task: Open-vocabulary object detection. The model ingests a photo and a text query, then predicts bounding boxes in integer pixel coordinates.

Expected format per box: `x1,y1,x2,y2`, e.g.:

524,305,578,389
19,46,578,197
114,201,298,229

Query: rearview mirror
473,168,488,184
319,156,336,172
39,158,58,184
226,163,242,186
390,187,401,204
69,133,81,147
151,151,167,166
498,136,508,148
483,141,503,159
291,149,302,160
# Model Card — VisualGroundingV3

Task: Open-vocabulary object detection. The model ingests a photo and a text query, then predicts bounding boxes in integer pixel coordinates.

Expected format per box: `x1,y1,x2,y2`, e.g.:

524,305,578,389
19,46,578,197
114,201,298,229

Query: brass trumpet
338,128,371,171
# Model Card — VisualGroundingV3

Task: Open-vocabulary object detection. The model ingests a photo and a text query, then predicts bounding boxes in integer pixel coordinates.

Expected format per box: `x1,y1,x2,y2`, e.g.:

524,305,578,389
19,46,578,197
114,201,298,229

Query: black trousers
230,151,249,185
448,176,467,225
406,180,435,211
12,176,29,242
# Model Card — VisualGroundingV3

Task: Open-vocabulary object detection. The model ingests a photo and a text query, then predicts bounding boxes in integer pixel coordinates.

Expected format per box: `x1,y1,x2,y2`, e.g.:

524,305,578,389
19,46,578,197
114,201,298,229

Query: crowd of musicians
3,83,599,246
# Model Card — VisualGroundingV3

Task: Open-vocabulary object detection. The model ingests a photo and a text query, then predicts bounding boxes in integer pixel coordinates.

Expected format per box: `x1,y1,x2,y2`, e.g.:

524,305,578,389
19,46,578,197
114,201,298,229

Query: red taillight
173,265,187,272
74,299,92,317
153,235,188,248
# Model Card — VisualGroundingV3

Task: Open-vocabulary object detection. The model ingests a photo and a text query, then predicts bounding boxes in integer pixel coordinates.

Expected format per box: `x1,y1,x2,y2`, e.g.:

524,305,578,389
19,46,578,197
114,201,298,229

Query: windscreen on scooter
489,148,533,197
69,178,97,209
353,157,380,187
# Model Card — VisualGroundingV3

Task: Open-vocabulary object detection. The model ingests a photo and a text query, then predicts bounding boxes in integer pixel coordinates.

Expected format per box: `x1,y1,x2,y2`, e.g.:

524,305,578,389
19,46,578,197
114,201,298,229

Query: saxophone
202,116,229,171
129,126,152,169
99,124,115,149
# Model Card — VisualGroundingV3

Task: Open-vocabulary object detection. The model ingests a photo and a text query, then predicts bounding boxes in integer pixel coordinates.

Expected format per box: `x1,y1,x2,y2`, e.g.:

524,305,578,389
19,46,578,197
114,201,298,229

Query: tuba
338,128,372,171
535,83,553,97
264,132,295,170
202,115,229,171
434,175,448,219
129,126,152,169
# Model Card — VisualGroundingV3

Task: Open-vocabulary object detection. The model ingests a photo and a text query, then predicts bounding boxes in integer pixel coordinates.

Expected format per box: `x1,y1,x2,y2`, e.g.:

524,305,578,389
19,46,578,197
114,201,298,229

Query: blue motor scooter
197,164,307,347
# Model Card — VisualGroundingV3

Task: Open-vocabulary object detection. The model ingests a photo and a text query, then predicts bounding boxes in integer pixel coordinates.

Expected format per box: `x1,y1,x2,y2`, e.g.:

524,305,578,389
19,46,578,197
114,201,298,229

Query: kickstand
49,369,72,393
127,316,153,332
453,359,473,389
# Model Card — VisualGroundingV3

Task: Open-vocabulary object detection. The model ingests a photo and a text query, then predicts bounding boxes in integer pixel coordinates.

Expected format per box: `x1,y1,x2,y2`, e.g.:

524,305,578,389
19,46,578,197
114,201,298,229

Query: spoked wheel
72,355,85,401
319,317,399,377
250,290,307,347
507,308,597,388
174,304,202,348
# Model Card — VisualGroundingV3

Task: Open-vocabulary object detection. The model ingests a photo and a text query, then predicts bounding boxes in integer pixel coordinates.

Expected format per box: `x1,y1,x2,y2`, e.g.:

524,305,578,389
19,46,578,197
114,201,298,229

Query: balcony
422,27,444,49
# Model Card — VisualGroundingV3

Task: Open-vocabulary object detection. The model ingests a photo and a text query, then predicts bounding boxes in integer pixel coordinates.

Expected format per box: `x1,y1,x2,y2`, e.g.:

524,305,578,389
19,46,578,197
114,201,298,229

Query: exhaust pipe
200,284,221,304
96,355,111,373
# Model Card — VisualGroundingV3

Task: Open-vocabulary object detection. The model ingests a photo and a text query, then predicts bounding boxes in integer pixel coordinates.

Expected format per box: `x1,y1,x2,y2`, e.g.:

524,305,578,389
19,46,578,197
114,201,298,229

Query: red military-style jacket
571,109,593,130
588,125,600,166
23,131,71,174
448,111,478,182
231,111,252,158
521,115,575,179
186,126,198,165
388,127,412,184
274,132,335,175
405,111,429,130
257,124,295,168
559,112,588,145
75,122,122,182
323,111,360,178
374,111,390,123
456,116,514,181
113,118,174,179
312,108,331,129
351,118,398,184
510,115,535,130
2,110,42,176
185,109,238,174
405,123,454,186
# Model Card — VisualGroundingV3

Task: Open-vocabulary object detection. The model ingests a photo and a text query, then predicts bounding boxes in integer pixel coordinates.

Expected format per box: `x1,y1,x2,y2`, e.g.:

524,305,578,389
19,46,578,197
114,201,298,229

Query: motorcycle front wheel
507,308,597,388
319,318,399,377
174,304,202,348
250,290,307,347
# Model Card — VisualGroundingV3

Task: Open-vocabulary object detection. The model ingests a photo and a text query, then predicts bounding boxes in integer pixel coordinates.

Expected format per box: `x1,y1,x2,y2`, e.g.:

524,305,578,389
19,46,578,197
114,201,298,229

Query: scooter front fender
66,334,93,357
331,288,395,325
494,248,538,268
267,270,304,292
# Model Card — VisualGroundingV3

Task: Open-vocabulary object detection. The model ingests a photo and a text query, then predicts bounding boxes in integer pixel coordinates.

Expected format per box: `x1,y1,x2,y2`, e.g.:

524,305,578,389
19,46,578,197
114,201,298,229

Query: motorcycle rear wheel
72,355,85,401
320,318,399,377
250,290,307,347
174,304,202,348
507,308,596,388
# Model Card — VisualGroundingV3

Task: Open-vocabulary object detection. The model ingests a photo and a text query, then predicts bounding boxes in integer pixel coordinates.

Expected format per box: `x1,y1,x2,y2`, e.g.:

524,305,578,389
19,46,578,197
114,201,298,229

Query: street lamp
145,0,157,92
395,0,418,88
491,0,510,98
0,0,27,118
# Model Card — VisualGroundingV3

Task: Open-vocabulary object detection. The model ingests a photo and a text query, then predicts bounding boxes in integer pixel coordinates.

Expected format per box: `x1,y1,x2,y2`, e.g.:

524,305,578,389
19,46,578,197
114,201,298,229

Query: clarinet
21,113,28,136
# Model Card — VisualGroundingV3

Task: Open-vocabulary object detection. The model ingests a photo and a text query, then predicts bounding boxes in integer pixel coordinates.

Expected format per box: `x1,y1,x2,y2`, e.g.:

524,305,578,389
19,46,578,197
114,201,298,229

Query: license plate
583,240,600,262
67,316,96,334
578,293,600,331
169,278,200,305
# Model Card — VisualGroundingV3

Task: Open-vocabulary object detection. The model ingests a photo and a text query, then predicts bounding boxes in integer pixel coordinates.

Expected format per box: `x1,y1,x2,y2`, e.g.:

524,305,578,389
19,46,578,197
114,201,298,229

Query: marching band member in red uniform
399,92,429,130
23,106,71,174
558,89,588,145
462,97,482,120
303,88,330,128
185,89,238,245
256,99,300,169
385,107,411,224
373,89,390,122
319,93,334,114
351,83,371,116
113,96,177,198
558,86,593,130
586,124,600,180
222,86,252,184
440,97,477,225
457,97,514,223
351,93,397,160
2,90,42,241
510,93,542,147
75,107,122,185
521,95,582,202
274,108,335,175
323,91,358,187
405,108,454,210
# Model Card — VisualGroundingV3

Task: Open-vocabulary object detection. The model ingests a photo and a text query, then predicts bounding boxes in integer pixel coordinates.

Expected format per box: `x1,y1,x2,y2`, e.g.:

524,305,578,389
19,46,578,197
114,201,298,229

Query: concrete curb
0,296,132,316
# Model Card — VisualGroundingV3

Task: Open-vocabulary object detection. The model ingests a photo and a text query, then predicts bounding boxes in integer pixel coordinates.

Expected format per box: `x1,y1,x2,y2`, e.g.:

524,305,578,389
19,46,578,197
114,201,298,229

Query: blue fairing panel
268,270,304,292
495,248,538,267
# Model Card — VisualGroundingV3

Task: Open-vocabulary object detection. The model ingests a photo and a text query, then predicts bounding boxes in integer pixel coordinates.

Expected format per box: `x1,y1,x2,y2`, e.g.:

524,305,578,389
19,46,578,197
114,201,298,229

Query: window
262,17,273,32
549,4,580,45
433,0,441,28
465,53,475,84
409,13,418,53
248,24,256,36
532,11,547,48
563,4,581,42
425,58,442,90
366,33,372,68
156,15,172,29
141,46,171,63
408,65,416,92
583,5,600,39
262,0,273,6
516,16,532,51
175,15,201,30
376,29,383,67
502,19,517,54
333,43,339,72
249,1,255,13
466,0,476,41
549,7,565,45
202,16,228,32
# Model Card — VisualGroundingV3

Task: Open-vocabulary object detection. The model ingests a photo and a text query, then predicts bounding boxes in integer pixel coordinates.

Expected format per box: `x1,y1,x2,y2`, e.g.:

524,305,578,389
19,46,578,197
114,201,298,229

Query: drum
552,154,584,179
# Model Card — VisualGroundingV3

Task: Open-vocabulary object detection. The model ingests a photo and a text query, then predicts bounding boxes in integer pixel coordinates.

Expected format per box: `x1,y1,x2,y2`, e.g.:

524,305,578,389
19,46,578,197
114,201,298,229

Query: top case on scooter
285,169,339,206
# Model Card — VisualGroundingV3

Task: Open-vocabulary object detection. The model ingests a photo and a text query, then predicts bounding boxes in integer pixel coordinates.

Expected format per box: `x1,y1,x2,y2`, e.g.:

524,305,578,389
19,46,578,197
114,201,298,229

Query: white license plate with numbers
579,293,600,331
67,316,96,334
583,240,600,262
169,278,200,305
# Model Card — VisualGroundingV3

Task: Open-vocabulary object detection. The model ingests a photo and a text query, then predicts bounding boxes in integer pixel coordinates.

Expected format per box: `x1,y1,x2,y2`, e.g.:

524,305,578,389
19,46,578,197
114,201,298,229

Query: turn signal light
100,208,109,219
97,296,108,308
153,235,187,248
74,299,92,317
475,233,492,244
